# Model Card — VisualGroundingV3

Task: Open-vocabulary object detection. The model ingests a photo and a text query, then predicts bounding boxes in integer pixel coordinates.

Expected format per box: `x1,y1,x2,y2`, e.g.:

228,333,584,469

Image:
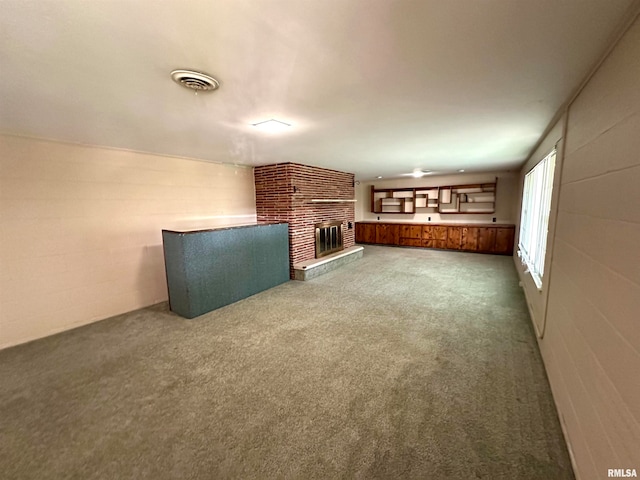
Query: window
518,149,556,288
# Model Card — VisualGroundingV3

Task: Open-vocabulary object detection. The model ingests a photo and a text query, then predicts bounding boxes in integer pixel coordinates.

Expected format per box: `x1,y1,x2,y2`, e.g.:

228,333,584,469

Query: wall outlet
347,222,353,229
428,217,431,221
492,217,496,223
377,216,380,220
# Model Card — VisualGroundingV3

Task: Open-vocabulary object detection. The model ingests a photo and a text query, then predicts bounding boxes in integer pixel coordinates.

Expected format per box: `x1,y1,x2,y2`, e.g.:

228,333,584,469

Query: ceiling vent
170,70,220,92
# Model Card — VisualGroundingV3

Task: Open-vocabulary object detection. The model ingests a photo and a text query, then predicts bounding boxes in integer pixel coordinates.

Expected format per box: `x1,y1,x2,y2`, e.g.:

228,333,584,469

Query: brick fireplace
254,163,356,279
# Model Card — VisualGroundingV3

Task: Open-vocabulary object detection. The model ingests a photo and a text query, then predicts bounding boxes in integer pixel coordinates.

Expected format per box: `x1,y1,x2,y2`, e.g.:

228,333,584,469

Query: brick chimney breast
254,163,355,279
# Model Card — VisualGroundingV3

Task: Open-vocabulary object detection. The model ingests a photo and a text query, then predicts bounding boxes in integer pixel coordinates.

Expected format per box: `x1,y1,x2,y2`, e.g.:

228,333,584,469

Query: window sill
517,249,543,291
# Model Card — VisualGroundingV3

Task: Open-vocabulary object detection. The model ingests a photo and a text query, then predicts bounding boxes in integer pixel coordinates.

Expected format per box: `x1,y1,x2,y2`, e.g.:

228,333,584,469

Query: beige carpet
0,245,574,479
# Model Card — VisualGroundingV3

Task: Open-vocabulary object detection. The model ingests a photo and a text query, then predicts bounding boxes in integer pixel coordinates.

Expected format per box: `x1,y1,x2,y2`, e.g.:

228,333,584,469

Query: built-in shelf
371,179,497,214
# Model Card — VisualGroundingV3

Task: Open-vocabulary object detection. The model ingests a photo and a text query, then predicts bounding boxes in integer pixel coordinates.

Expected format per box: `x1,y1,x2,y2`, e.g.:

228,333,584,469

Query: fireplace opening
315,221,344,258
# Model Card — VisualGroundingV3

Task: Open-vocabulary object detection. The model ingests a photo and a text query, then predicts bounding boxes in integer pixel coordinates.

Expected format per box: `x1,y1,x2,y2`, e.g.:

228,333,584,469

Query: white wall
0,135,257,349
356,171,518,224
515,16,640,480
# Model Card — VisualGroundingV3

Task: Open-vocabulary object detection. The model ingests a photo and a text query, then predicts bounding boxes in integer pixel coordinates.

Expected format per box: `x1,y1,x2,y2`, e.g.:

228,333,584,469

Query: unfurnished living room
1,1,639,479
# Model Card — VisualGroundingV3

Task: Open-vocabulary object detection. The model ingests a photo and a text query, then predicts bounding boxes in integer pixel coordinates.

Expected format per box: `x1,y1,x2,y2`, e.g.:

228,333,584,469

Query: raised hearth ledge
293,246,364,281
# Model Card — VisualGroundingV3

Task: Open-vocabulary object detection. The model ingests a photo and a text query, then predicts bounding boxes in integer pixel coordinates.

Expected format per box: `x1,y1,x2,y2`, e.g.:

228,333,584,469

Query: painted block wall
355,171,518,225
515,16,640,480
0,135,257,349
254,163,355,277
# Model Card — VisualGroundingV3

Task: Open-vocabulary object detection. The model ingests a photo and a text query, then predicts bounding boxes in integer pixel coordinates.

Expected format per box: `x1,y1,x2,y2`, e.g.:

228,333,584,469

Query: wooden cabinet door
423,225,447,249
433,226,447,240
461,227,479,251
495,227,515,255
364,224,377,243
432,226,447,249
375,224,388,244
422,226,434,248
376,224,399,245
400,224,421,240
398,224,420,246
409,225,421,239
446,226,462,250
390,224,401,245
355,223,365,243
356,223,376,243
477,227,497,252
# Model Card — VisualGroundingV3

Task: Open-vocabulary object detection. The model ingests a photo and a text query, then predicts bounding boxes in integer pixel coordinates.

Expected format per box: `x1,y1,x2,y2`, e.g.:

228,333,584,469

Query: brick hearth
254,163,355,279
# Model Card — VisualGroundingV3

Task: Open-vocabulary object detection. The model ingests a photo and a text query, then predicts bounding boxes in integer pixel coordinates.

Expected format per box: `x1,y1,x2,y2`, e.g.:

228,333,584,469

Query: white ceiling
0,0,634,180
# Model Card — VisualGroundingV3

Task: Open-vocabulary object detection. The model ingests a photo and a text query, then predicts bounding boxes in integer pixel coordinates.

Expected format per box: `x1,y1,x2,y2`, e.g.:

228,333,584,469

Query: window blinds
518,149,556,289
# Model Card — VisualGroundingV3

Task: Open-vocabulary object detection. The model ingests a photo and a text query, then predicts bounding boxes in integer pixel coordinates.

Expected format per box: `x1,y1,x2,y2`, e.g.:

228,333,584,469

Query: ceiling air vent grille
170,70,220,92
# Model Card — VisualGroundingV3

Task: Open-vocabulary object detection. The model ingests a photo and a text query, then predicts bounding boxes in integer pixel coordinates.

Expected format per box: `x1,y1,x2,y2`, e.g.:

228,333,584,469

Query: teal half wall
162,223,290,318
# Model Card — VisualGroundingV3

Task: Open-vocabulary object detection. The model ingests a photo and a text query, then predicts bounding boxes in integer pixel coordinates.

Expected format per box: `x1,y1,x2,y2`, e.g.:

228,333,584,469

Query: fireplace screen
315,221,344,258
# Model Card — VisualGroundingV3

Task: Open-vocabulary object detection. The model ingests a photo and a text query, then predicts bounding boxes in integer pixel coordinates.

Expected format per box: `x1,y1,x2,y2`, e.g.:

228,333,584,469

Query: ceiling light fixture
377,176,383,179
458,169,465,172
170,69,220,93
251,119,291,132
412,169,432,178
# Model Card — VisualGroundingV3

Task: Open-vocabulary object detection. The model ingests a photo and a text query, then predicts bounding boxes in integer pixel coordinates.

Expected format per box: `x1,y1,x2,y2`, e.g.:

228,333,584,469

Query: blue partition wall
162,222,290,318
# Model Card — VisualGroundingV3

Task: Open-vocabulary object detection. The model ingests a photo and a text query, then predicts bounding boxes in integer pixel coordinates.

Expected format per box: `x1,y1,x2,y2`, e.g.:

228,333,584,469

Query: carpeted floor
0,245,574,479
